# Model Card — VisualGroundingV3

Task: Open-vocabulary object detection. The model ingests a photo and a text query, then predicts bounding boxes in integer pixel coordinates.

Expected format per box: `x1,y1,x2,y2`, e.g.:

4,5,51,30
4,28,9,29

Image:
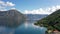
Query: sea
0,14,48,34
15,14,48,34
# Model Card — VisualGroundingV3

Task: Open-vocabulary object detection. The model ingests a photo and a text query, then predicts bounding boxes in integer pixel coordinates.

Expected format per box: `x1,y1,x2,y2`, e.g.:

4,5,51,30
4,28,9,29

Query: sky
0,0,60,14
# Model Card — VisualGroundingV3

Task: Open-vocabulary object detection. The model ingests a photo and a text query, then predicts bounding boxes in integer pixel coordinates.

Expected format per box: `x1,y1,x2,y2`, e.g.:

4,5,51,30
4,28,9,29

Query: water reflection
24,22,28,28
0,20,47,34
0,26,15,34
15,20,47,34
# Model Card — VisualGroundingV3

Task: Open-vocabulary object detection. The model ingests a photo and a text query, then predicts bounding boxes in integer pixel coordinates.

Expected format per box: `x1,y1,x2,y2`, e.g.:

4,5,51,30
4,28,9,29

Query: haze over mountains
25,14,48,21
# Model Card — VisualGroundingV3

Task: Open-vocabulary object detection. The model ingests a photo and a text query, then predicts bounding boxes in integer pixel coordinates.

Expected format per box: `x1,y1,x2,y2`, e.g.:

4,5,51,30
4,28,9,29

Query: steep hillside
0,9,26,28
34,9,60,31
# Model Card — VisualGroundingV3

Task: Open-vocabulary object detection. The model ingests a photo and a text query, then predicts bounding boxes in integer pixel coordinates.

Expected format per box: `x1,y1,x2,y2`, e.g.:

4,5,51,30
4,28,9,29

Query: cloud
0,1,15,7
24,5,60,15
6,1,15,7
0,0,15,11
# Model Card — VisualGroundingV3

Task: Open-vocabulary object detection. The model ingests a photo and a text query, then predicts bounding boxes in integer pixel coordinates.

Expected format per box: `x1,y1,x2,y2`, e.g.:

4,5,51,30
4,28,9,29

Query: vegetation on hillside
34,9,60,31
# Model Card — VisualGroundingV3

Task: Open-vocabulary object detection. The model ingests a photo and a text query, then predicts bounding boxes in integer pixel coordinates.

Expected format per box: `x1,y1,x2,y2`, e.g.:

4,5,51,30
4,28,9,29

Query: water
0,20,47,34
15,20,47,34
0,27,15,34
0,14,48,34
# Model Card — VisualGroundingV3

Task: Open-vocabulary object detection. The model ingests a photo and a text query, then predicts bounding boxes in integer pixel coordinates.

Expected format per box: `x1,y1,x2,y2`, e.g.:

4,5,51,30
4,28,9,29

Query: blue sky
1,0,60,14
2,0,60,10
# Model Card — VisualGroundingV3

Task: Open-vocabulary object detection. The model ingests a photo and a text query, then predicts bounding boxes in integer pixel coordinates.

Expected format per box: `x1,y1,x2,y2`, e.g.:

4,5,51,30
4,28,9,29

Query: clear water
15,20,47,34
0,20,47,34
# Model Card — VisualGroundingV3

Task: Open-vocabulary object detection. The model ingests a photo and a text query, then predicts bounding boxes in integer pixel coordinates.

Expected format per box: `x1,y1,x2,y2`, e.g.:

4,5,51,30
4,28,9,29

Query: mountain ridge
0,9,26,28
25,14,48,20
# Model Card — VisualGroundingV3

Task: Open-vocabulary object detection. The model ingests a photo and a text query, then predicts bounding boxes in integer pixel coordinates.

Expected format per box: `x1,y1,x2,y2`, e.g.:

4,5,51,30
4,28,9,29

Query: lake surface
0,14,48,34
15,20,47,34
0,20,47,34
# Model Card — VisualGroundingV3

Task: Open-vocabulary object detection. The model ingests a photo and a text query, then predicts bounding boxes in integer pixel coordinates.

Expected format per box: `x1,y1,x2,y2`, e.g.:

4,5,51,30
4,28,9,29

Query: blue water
15,20,47,34
0,20,47,34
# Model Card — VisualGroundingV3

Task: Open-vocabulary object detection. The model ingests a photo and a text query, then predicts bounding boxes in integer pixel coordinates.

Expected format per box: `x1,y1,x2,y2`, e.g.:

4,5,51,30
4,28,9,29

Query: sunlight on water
40,27,44,30
32,23,40,28
24,22,28,28
15,21,47,34
32,23,41,30
32,23,47,31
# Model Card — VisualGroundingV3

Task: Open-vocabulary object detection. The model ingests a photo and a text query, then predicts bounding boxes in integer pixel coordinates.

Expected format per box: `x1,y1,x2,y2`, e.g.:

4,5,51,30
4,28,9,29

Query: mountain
34,9,60,31
25,14,48,20
0,9,26,28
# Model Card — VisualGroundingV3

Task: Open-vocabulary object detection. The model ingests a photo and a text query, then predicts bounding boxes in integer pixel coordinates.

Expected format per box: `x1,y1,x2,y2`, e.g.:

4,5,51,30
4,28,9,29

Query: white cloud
0,1,4,5
6,1,15,7
24,5,60,15
0,0,15,11
0,1,15,7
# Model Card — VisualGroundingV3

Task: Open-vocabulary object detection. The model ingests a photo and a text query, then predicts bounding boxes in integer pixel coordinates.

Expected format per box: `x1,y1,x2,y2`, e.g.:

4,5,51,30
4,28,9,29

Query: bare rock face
0,9,26,28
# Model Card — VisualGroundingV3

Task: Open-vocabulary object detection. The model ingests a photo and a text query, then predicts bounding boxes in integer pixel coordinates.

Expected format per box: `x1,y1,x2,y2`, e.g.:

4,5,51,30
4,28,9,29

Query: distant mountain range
24,14,48,20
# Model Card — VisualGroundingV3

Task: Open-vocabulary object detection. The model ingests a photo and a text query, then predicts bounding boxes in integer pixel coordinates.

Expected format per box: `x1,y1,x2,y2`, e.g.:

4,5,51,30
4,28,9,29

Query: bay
15,20,47,34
